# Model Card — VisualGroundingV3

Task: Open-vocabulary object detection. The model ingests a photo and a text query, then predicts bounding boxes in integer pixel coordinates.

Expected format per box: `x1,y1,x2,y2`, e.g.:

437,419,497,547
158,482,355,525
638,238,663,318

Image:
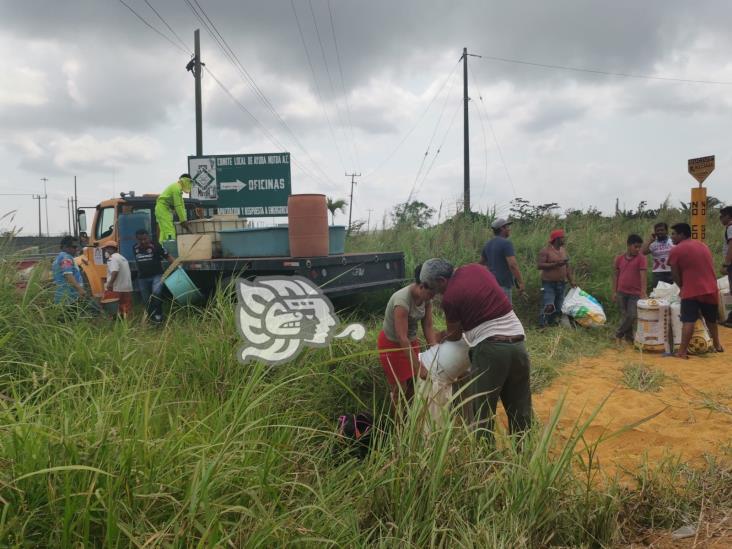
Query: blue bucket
164,267,204,305
329,226,346,254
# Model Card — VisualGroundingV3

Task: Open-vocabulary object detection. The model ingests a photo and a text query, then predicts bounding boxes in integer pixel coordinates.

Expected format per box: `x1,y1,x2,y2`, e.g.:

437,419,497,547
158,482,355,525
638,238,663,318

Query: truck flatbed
181,251,405,297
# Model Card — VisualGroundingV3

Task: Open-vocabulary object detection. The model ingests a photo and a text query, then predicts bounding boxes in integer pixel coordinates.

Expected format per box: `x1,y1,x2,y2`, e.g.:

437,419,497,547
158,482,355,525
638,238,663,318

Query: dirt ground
532,327,732,548
533,327,732,474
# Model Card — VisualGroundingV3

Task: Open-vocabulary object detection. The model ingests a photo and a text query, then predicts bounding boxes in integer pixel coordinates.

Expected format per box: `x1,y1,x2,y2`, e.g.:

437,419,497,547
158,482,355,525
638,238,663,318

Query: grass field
1,210,730,547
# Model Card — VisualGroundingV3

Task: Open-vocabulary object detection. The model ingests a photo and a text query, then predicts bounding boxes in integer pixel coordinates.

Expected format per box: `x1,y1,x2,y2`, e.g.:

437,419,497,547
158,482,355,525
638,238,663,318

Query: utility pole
32,194,43,237
367,209,373,233
346,172,361,233
41,177,49,235
186,29,204,156
73,176,79,237
462,48,470,214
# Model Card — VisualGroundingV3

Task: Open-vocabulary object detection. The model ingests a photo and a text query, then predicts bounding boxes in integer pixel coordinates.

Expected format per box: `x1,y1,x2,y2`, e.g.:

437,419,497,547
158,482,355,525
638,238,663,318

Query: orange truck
74,192,405,301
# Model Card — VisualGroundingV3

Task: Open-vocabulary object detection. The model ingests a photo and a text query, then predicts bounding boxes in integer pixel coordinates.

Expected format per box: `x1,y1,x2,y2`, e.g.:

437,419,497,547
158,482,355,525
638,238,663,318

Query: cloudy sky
2,0,732,235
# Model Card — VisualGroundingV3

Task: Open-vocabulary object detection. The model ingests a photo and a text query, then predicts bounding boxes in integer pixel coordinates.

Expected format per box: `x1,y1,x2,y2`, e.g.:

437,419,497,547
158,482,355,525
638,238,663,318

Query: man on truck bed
156,173,192,241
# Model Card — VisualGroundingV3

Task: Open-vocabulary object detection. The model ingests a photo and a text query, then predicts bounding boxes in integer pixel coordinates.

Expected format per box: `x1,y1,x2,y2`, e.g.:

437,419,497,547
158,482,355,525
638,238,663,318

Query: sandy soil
533,327,732,475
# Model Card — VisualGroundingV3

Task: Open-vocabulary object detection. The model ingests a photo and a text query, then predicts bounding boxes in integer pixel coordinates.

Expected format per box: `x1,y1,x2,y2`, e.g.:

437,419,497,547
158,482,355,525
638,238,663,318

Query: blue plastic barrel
329,226,346,254
118,212,151,261
163,267,204,305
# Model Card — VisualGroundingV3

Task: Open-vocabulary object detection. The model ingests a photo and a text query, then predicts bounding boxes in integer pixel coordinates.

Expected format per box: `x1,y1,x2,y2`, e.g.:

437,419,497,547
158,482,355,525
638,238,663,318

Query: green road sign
188,153,291,216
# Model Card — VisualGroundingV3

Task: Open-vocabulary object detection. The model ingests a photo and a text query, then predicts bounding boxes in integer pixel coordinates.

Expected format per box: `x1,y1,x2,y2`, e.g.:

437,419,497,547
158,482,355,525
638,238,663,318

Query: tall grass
1,212,730,546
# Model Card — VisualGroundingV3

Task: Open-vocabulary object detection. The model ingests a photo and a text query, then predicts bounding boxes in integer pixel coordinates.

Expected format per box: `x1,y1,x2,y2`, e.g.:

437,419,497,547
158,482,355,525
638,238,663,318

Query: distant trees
391,200,435,228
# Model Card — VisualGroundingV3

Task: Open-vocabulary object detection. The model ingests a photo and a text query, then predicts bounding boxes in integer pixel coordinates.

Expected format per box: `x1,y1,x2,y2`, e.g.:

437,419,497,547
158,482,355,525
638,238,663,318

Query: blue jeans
501,286,513,304
539,281,566,327
137,275,164,321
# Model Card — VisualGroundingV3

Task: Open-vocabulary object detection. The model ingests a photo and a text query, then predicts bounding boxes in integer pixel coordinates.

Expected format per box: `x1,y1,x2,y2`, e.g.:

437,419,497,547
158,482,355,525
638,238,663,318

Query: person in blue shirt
52,236,86,305
480,218,525,303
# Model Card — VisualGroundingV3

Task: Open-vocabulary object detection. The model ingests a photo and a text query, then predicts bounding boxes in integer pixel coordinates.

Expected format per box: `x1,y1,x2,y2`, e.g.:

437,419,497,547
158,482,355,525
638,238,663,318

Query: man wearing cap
537,229,576,327
104,241,133,319
155,173,193,242
480,218,525,303
52,236,86,305
420,258,532,441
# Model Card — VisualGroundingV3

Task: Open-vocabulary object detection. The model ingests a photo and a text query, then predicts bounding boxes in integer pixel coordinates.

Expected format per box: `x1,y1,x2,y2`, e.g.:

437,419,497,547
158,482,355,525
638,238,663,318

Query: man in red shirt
611,234,647,343
420,258,532,441
667,223,723,358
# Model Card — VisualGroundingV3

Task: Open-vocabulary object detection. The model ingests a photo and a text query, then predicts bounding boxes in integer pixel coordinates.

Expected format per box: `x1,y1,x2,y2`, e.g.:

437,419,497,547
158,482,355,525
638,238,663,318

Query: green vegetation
622,363,666,392
1,208,730,546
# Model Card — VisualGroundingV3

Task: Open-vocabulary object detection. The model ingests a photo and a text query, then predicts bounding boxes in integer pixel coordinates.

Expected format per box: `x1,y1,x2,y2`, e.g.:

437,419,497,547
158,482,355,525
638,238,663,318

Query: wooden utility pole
32,194,43,237
187,30,204,155
41,177,49,235
73,176,79,238
462,47,470,214
346,172,361,232
194,30,203,155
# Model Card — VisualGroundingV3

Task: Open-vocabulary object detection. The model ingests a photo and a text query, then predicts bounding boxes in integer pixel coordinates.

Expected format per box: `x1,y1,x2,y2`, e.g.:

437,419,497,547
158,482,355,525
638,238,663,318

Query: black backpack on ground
336,412,373,459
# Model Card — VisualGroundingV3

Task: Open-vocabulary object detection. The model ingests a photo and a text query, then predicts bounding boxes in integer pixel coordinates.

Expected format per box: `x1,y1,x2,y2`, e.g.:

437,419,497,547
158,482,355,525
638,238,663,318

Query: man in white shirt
642,222,674,288
104,241,133,319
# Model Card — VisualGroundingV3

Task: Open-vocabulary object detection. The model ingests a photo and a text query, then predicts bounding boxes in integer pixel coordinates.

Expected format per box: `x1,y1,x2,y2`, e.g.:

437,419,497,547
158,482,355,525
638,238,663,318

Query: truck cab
75,193,200,298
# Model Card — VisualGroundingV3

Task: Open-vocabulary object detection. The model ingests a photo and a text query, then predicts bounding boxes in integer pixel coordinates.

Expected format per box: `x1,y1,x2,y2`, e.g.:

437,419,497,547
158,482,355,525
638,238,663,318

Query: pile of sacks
635,282,719,354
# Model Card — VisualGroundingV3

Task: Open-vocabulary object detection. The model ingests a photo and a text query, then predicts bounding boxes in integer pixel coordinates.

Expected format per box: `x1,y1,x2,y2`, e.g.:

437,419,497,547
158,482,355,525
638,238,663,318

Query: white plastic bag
650,281,681,302
561,287,606,327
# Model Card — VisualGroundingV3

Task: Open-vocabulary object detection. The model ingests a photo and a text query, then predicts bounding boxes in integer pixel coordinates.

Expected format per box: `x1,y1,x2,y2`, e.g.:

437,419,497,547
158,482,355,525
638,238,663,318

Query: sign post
687,155,714,242
188,153,291,217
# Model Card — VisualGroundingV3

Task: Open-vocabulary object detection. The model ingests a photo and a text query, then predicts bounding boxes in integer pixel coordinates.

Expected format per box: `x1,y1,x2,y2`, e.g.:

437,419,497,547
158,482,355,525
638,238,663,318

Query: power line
470,65,517,198
413,100,462,200
291,0,347,173
118,1,327,184
327,0,361,172
365,58,461,179
477,53,732,86
184,0,339,186
405,69,460,204
143,0,191,53
204,67,323,184
308,0,356,170
117,0,189,54
470,78,490,203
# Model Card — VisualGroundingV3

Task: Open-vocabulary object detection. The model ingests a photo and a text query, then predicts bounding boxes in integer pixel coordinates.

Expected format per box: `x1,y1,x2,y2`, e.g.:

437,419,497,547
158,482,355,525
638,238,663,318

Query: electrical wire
290,0,347,174
470,80,490,203
477,53,732,86
405,68,460,205
117,0,189,54
471,63,517,199
117,0,326,182
412,100,462,200
308,0,356,170
327,0,361,172
143,0,190,53
364,58,461,179
204,67,322,182
184,0,339,186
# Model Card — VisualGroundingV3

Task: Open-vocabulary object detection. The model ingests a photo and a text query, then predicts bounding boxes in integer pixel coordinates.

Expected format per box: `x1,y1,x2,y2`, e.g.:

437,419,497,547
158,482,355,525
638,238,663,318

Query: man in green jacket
156,174,192,241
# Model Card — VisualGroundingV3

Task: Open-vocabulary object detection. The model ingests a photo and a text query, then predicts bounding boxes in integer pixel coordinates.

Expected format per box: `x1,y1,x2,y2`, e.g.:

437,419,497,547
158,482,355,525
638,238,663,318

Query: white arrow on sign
220,180,246,192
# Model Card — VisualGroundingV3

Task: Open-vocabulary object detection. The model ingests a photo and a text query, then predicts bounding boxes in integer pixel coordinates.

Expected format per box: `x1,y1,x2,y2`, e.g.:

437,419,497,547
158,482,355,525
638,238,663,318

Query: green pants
155,201,176,241
469,339,533,438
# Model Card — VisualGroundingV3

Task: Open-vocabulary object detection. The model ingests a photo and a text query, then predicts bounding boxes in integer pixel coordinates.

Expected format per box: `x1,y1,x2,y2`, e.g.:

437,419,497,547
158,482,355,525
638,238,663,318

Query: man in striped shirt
420,258,532,441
